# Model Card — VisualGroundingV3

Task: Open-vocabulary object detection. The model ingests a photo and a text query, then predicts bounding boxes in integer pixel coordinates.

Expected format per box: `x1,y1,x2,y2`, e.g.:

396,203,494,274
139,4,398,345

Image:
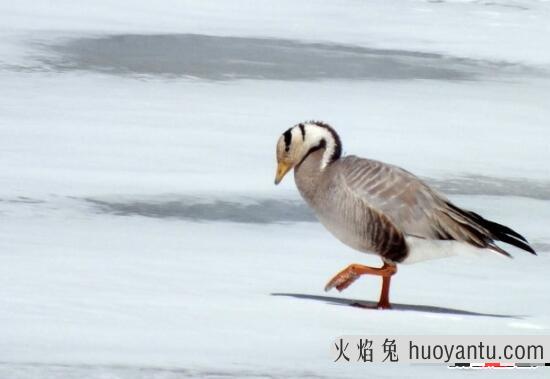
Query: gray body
293,148,533,263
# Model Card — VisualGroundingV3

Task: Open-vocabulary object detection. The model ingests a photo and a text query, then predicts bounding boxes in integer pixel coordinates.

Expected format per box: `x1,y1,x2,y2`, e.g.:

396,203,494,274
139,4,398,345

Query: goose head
274,121,342,184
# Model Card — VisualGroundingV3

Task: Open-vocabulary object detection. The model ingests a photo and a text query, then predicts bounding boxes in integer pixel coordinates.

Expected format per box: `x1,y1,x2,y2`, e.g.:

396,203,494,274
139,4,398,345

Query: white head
274,121,342,184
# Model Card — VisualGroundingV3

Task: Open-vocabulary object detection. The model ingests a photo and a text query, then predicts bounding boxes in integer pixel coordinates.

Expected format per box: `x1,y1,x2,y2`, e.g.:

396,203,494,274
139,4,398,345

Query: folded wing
334,156,536,257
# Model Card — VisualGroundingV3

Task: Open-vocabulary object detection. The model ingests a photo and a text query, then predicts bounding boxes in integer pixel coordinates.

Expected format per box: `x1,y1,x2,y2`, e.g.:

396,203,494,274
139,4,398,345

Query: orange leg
324,262,397,309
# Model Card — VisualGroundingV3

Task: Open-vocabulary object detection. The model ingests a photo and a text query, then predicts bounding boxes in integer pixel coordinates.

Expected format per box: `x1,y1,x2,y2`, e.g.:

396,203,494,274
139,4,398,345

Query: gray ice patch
28,33,537,81
85,197,316,223
427,175,550,201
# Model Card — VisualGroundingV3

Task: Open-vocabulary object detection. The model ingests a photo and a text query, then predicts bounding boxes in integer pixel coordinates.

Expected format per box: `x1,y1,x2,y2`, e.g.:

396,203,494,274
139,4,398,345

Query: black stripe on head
309,120,342,163
298,123,306,140
283,128,292,152
310,138,327,155
297,138,326,167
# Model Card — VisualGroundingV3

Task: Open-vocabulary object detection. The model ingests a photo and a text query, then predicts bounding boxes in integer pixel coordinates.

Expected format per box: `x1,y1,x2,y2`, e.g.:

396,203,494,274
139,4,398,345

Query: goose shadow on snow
271,293,521,319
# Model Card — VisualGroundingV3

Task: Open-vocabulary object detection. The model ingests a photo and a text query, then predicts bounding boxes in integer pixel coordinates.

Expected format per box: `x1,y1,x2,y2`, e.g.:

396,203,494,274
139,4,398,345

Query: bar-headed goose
274,121,536,309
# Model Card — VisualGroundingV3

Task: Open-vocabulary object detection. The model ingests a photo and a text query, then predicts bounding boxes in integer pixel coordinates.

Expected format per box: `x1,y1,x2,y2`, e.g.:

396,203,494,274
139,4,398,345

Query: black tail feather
445,202,537,256
489,244,513,258
496,232,537,255
466,210,528,243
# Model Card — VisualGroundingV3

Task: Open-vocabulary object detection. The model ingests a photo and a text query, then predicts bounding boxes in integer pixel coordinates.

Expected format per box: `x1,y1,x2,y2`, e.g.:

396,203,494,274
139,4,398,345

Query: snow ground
1,1,549,378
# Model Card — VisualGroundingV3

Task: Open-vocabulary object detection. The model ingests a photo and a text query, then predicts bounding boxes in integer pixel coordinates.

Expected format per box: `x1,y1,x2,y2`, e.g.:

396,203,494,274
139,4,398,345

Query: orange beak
274,162,292,185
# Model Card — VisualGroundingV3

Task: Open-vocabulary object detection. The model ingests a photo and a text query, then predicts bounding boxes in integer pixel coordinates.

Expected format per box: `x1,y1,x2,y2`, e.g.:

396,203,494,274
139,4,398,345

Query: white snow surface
1,1,549,378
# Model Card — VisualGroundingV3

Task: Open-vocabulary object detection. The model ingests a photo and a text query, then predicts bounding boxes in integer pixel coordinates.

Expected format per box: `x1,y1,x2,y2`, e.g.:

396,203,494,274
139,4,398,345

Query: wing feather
333,156,535,256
